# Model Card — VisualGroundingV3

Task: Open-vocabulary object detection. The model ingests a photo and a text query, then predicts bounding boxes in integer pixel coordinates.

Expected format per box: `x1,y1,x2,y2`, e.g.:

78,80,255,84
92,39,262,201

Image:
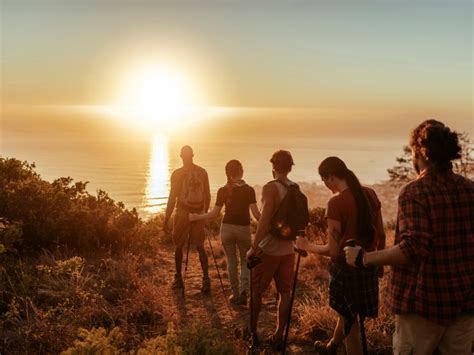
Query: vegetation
1,157,396,354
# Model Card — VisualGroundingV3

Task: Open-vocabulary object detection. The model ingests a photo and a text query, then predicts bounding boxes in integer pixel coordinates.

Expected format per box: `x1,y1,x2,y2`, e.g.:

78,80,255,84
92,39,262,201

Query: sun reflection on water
144,135,170,214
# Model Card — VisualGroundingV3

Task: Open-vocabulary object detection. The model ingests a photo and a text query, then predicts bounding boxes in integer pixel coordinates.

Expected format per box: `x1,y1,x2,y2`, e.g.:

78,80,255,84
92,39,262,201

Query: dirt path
158,238,316,354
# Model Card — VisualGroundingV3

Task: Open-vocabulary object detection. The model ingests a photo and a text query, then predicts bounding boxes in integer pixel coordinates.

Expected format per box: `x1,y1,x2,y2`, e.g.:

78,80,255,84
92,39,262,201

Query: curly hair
410,120,461,170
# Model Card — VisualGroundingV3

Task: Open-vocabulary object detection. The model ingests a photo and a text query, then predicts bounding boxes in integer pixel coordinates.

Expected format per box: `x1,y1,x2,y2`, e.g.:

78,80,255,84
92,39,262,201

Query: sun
114,63,200,129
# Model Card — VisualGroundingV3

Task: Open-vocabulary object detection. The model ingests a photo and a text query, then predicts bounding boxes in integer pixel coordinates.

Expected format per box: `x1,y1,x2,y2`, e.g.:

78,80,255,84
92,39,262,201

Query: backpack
179,169,205,210
269,180,310,241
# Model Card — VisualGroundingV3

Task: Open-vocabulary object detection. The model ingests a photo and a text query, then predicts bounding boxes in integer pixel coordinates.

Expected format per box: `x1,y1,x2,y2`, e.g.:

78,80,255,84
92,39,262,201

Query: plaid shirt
388,168,474,325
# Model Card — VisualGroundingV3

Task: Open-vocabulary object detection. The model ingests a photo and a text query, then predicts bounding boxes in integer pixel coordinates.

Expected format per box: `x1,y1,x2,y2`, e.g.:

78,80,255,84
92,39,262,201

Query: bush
0,158,141,254
61,327,124,355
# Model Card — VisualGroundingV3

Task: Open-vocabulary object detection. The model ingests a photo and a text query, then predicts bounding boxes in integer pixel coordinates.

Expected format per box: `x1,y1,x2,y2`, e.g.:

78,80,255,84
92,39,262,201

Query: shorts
252,253,295,295
393,313,474,355
172,210,205,248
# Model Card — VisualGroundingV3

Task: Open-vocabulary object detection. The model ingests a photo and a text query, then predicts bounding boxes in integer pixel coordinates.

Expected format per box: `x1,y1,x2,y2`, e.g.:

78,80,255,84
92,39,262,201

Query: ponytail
343,169,375,249
319,157,375,248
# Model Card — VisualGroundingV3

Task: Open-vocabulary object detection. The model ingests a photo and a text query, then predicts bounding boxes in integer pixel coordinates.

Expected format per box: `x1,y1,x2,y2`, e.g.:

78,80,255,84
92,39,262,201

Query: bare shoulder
262,181,278,199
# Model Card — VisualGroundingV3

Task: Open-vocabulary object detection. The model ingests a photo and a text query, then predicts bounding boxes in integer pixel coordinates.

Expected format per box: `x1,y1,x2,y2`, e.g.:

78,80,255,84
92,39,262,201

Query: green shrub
61,327,124,355
0,157,141,254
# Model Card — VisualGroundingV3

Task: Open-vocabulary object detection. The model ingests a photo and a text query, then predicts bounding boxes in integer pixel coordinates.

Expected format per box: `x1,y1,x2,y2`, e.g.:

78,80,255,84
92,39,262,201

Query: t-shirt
215,184,257,226
170,165,210,213
326,186,381,251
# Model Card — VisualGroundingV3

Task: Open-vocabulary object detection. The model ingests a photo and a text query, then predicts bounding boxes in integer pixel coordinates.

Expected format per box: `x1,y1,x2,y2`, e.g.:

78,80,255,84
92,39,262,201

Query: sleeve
249,187,257,204
215,187,227,207
396,185,433,263
326,197,342,222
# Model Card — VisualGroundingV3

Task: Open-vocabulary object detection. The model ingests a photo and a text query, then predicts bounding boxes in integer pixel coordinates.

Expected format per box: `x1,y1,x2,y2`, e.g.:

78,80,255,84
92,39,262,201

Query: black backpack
269,180,310,241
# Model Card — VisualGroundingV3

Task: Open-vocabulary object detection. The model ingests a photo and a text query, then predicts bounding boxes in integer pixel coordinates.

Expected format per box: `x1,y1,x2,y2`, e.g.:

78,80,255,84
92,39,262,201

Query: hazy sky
1,0,472,137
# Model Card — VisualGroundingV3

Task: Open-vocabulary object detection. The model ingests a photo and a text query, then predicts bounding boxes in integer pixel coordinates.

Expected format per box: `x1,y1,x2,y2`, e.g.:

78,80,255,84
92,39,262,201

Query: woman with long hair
190,159,260,305
296,156,385,355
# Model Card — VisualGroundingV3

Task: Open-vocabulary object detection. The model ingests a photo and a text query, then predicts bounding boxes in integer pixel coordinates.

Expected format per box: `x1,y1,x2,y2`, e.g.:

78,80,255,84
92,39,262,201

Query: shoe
172,276,184,289
201,276,211,293
237,290,248,305
314,340,339,355
268,334,285,352
248,332,260,349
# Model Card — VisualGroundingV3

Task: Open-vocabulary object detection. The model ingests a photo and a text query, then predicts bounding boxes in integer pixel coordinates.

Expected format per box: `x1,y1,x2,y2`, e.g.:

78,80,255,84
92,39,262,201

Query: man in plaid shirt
345,120,474,354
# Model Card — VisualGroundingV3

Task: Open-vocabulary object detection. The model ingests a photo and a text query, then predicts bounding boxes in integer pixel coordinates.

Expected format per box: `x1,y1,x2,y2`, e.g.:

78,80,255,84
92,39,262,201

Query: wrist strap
355,248,366,269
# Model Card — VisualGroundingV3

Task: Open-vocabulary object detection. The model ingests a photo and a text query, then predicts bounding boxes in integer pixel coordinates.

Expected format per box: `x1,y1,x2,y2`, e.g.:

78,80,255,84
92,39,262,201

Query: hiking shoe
237,290,248,305
172,276,184,289
201,276,211,293
268,334,284,352
314,340,339,355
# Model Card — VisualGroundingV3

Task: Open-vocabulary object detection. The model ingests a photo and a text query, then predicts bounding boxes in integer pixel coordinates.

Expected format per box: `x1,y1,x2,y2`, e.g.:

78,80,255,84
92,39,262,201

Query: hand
295,236,309,251
246,246,262,261
343,245,362,267
189,213,200,222
246,247,255,261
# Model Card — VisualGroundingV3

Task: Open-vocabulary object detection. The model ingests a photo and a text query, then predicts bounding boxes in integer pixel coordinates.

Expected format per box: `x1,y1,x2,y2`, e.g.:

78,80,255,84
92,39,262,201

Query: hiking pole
345,239,368,355
182,223,192,296
205,227,235,320
247,254,262,350
282,230,308,355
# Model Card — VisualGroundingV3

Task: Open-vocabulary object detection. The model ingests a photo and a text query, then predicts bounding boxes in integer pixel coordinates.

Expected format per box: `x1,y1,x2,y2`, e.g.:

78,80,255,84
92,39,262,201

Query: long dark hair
318,157,375,248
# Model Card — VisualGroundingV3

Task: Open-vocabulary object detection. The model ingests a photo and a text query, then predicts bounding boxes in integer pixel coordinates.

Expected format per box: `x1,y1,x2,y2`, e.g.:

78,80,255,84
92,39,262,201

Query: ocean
2,119,406,219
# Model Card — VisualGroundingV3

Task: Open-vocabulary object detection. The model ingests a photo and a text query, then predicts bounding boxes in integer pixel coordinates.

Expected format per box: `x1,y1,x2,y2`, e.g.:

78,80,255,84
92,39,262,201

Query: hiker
246,150,301,351
189,159,261,305
344,120,474,354
163,145,211,293
296,156,386,355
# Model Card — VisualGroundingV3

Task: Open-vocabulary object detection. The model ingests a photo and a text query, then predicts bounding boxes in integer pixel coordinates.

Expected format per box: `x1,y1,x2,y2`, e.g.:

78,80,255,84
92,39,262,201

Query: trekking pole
205,227,235,319
282,230,308,355
345,239,368,355
247,254,262,350
182,224,192,296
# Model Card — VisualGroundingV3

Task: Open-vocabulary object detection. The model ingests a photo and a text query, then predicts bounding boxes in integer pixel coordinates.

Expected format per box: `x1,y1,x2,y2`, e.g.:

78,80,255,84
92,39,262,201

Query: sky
1,0,472,139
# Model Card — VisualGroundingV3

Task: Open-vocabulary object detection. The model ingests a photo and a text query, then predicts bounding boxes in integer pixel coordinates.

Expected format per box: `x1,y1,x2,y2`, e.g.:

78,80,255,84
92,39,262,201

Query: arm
345,186,429,267
203,170,211,213
250,203,261,221
251,184,276,249
189,205,223,221
164,172,178,229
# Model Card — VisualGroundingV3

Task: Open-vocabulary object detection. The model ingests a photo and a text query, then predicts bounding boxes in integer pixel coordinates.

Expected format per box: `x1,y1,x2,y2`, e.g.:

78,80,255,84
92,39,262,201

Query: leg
251,254,278,334
237,226,252,294
175,247,183,277
393,314,444,355
275,291,291,339
172,212,189,280
220,224,239,296
191,220,208,278
273,253,295,341
196,243,209,278
331,315,345,345
344,318,362,355
437,315,474,355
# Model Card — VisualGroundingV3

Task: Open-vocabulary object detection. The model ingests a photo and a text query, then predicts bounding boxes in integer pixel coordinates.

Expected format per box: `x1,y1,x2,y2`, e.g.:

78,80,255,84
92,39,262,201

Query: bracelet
355,248,366,269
